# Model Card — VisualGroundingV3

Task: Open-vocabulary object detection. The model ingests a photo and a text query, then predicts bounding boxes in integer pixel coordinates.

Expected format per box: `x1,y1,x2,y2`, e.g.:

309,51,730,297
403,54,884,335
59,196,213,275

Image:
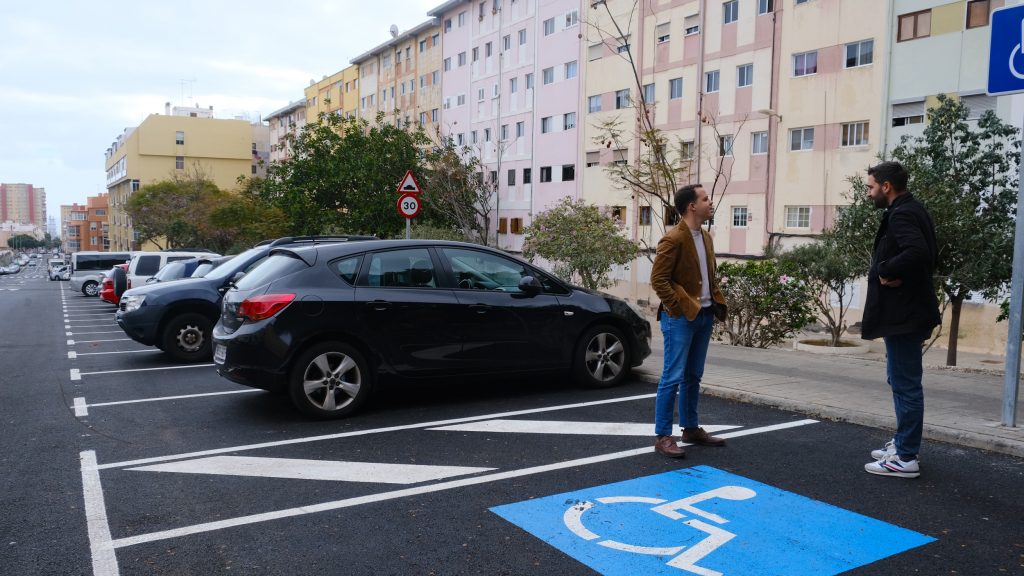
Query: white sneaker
864,454,920,478
870,439,896,460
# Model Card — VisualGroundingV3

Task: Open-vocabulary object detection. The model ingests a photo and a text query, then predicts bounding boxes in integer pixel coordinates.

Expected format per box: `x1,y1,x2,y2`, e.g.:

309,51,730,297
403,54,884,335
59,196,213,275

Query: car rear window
234,253,307,290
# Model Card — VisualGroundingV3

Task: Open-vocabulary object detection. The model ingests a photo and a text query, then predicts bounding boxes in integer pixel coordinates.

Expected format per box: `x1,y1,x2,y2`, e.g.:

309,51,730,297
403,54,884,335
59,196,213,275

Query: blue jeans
655,307,714,436
884,330,930,459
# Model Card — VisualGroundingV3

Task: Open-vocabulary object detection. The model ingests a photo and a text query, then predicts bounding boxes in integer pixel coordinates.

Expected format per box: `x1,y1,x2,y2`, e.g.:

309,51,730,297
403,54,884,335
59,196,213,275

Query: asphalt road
1,269,1021,576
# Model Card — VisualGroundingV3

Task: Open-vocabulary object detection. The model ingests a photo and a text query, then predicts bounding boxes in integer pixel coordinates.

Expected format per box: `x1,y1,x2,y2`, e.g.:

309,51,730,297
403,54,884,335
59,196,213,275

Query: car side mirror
518,275,543,297
145,277,157,284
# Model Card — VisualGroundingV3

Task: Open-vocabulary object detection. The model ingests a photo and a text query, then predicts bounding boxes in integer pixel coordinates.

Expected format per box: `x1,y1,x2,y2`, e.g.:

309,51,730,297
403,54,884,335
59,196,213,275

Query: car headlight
121,295,146,313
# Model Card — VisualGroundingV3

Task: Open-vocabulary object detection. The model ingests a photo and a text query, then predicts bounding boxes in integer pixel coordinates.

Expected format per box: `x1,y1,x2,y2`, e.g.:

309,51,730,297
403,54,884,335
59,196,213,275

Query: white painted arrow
429,420,740,437
128,456,495,484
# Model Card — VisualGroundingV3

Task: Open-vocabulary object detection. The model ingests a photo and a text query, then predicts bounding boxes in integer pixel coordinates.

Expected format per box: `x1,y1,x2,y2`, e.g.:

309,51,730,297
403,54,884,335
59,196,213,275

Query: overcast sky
0,0,440,224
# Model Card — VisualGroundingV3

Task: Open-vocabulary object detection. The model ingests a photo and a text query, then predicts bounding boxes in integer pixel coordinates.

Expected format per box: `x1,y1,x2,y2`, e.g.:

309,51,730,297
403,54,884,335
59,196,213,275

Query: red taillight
238,294,296,321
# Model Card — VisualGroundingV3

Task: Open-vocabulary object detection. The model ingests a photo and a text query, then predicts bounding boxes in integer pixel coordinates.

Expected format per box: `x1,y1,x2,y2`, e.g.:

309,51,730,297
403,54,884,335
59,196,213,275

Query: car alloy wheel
83,281,99,296
161,312,213,362
574,324,629,389
289,342,371,419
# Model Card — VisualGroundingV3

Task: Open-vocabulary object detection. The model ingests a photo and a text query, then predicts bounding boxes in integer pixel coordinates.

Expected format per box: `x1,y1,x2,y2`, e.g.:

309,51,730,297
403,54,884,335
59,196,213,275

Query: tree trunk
945,296,963,366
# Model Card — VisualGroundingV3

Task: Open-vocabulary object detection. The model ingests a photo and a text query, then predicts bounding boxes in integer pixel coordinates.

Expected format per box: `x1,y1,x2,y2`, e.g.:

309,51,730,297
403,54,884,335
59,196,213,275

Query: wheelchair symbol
1011,20,1024,80
563,486,756,576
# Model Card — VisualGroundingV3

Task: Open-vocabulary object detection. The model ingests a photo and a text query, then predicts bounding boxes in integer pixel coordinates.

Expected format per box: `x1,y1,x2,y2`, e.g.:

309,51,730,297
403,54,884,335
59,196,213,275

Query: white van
70,251,134,295
47,258,66,280
126,250,220,289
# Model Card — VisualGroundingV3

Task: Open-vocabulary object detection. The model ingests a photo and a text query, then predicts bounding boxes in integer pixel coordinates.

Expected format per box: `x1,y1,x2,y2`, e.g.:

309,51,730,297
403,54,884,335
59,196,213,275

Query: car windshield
152,261,188,282
202,248,264,281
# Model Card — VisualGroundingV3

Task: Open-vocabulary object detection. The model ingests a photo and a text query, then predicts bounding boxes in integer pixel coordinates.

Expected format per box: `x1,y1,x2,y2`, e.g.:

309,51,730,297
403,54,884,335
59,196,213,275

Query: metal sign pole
406,218,411,240
1002,114,1024,428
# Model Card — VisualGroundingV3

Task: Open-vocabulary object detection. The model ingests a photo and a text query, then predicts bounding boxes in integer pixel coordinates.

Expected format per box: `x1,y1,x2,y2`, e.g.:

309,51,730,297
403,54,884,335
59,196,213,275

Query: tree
420,130,495,246
715,260,816,348
7,234,40,250
258,110,445,239
779,236,864,347
888,94,1019,365
522,197,638,290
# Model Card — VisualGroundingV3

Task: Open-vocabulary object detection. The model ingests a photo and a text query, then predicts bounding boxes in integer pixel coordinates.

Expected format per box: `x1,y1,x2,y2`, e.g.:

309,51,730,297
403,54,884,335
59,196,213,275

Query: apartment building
352,20,443,134
62,195,109,253
0,183,47,230
265,100,308,163
103,105,263,250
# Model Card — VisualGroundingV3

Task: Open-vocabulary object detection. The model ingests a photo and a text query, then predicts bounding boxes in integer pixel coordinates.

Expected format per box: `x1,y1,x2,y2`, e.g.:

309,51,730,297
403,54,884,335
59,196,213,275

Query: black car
116,236,373,362
212,240,652,419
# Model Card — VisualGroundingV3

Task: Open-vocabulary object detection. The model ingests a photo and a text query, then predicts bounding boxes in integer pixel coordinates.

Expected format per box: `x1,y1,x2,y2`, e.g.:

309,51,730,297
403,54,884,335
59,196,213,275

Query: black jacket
861,193,942,340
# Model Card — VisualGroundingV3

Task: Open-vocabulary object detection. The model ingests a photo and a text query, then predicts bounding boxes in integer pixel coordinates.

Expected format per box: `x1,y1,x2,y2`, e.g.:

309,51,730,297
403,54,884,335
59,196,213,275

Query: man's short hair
867,161,908,193
674,184,703,214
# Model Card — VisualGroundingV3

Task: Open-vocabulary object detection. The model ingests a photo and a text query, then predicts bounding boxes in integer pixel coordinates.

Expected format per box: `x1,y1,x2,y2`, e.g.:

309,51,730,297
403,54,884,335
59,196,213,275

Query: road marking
73,349,160,357
66,324,115,329
431,420,739,437
80,451,119,576
68,339,75,345
69,330,125,335
69,338,132,344
68,351,77,359
66,331,73,336
74,397,88,417
76,389,260,411
104,420,818,549
68,312,117,317
70,369,81,381
129,456,496,484
95,393,661,470
76,364,215,378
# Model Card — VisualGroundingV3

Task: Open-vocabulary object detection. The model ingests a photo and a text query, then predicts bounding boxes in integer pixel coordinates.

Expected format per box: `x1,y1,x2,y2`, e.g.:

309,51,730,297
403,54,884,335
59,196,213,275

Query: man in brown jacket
650,184,728,458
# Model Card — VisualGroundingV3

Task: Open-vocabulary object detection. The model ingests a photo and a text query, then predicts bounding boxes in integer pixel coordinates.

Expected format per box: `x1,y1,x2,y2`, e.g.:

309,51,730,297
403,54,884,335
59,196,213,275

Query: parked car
126,250,219,290
70,251,134,296
211,240,652,419
117,237,373,362
99,264,129,306
144,256,228,284
49,264,69,281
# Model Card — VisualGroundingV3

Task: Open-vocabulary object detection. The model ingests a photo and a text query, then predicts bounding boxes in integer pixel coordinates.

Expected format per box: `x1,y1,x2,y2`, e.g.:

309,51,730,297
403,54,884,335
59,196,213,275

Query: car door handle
366,300,392,311
469,304,491,314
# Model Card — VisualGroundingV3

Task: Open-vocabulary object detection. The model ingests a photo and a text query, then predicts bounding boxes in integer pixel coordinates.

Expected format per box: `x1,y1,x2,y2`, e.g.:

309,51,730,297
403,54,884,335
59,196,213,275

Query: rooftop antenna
389,24,399,38
179,77,197,106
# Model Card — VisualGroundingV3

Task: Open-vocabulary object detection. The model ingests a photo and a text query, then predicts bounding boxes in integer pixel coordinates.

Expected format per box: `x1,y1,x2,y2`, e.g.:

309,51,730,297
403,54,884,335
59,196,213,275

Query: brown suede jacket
650,222,726,321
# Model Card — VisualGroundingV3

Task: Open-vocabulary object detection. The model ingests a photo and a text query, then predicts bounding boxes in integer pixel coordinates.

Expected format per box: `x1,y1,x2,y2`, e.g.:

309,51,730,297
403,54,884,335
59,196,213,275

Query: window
485,41,492,57
484,128,492,142
540,166,552,182
444,57,452,71
500,124,508,141
669,78,683,99
523,168,531,183
420,112,428,125
510,77,518,93
758,0,774,15
365,248,435,288
643,83,655,104
732,206,749,227
737,63,753,87
458,52,466,66
563,112,576,130
562,164,575,181
586,151,600,167
175,131,184,145
588,95,602,113
459,11,466,26
543,67,554,84
503,35,511,51
785,206,811,228
723,0,738,24
613,148,628,165
508,169,516,185
845,40,873,68
967,0,991,29
498,218,508,234
457,94,466,105
519,29,527,45
541,116,553,133
656,22,670,43
543,18,555,35
705,70,720,93
793,51,817,76
175,156,184,170
898,10,931,42
639,206,653,225
588,43,603,60
610,206,626,222
685,14,700,35
478,88,485,101
516,121,524,137
751,131,768,154
681,141,695,160
472,47,479,62
457,133,465,145
565,60,578,79
841,122,869,147
432,33,439,46
719,135,734,156
510,218,524,235
526,73,534,89
790,127,814,151
444,18,452,32
617,36,631,53
615,89,630,109
446,248,533,292
420,39,426,53
565,10,579,28
471,130,478,144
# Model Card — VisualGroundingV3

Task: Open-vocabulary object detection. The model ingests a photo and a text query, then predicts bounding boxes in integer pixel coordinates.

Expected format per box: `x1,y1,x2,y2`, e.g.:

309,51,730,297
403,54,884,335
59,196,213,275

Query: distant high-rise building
0,183,47,230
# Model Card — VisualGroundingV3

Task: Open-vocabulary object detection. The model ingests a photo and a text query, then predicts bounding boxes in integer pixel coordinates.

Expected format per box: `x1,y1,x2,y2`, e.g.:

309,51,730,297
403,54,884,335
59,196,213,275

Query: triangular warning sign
396,170,422,194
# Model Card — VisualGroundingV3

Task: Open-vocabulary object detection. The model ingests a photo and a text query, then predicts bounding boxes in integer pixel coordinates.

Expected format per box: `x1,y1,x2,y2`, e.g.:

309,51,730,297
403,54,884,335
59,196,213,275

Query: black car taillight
238,294,296,322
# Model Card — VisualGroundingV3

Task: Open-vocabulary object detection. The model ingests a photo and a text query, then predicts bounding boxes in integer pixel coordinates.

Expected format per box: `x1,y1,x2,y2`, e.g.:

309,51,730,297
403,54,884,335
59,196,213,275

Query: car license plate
214,344,226,364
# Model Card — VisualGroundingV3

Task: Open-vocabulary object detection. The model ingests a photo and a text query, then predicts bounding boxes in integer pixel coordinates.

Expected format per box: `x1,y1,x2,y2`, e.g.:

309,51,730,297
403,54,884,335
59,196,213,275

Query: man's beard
872,195,889,209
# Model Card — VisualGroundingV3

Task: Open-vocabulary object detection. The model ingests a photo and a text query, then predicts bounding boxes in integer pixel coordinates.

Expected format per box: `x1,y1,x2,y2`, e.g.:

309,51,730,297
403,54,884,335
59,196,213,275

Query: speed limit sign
397,193,421,219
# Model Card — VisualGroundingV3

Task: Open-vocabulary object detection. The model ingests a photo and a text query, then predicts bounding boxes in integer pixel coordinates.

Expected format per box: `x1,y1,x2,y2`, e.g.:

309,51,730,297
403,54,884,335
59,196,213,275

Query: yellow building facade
104,109,258,251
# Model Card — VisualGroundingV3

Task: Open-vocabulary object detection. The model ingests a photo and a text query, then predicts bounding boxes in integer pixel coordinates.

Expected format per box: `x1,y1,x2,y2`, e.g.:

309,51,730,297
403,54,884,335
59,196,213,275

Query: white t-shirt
691,228,712,308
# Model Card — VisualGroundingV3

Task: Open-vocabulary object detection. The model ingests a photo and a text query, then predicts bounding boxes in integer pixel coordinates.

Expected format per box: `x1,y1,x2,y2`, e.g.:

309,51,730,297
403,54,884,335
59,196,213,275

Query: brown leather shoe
682,427,726,447
655,435,686,458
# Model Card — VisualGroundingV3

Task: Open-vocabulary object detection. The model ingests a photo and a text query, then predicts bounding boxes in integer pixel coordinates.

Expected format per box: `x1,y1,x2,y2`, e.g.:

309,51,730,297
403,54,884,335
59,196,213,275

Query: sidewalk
633,321,1024,459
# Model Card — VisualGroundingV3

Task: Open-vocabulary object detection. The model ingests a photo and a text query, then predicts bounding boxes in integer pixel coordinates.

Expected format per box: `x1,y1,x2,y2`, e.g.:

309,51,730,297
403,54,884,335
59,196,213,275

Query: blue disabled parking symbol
491,466,935,576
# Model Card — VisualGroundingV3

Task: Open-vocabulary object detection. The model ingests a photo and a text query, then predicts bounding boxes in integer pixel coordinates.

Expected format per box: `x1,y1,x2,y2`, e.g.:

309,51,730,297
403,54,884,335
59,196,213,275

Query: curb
634,374,1024,460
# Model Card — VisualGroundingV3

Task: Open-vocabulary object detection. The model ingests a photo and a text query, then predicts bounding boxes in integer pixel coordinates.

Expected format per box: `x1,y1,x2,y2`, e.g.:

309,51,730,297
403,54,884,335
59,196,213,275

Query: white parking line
69,330,125,335
70,338,132,344
74,397,88,416
73,389,260,414
103,420,819,549
80,451,119,576
70,349,159,358
67,313,117,317
75,364,215,378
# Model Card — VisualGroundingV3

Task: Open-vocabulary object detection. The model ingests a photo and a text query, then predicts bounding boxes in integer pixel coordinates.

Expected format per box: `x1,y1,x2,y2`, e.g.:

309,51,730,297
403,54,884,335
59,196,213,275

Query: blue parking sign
491,466,934,576
988,4,1024,95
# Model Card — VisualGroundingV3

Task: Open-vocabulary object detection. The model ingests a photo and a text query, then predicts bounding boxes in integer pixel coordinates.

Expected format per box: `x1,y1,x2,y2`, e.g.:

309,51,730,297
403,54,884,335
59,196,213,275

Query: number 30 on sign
397,193,421,219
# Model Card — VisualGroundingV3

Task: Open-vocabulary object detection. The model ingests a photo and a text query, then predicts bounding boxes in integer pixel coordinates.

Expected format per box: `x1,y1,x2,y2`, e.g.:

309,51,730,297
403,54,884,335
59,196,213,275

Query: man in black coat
861,161,941,479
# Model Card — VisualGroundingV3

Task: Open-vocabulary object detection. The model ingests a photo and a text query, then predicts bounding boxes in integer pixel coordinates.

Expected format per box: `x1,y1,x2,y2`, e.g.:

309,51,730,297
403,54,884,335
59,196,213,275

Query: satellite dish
389,24,399,38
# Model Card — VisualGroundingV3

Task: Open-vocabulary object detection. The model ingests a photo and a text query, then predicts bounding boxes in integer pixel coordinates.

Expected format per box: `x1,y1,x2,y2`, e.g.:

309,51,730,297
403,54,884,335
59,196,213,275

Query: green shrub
715,260,816,348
